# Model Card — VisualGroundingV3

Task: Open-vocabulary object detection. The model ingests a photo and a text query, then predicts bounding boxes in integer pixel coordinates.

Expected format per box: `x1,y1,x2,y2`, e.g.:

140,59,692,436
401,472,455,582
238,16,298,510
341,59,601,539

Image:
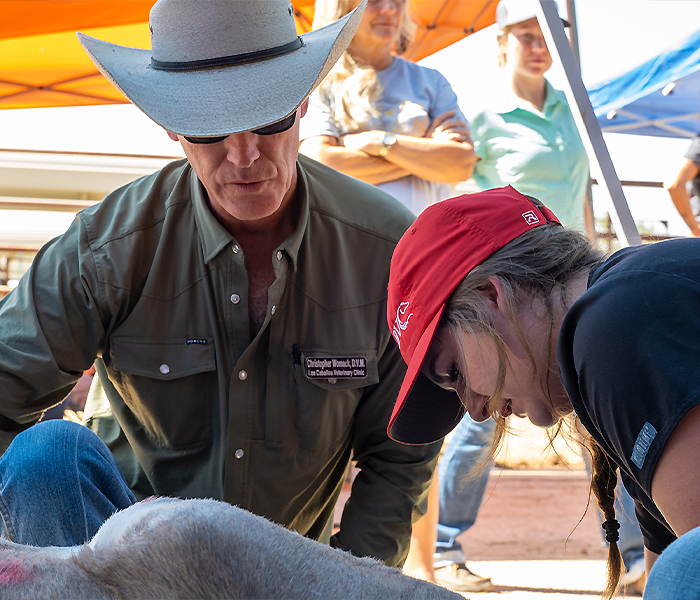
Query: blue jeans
434,414,495,566
645,525,700,599
0,420,136,546
434,413,645,570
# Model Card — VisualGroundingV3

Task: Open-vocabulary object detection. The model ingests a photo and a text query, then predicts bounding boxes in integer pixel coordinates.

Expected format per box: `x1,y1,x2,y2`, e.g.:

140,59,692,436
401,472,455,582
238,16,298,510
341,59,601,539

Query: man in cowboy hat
0,0,439,568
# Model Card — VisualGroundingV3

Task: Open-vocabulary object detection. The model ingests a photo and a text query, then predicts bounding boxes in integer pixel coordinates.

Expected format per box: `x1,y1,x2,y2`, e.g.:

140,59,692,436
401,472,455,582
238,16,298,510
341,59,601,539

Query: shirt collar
189,161,309,272
489,77,561,117
281,162,310,273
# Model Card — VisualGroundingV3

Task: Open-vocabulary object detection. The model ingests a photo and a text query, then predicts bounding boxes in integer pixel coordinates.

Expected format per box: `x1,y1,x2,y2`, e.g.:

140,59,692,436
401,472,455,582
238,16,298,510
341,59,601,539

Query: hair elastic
602,519,620,543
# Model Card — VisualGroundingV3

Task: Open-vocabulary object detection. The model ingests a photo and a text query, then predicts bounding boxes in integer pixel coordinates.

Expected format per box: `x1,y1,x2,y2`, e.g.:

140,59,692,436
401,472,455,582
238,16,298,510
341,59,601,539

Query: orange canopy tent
0,0,497,109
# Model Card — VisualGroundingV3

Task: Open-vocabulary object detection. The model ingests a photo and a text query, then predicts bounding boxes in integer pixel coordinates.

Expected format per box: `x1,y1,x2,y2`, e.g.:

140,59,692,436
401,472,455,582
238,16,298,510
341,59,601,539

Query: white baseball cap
496,0,569,30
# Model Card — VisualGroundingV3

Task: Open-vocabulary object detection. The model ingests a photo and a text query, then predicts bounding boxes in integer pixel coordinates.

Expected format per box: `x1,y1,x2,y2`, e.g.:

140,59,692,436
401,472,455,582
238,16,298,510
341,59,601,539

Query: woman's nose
531,36,548,51
378,0,399,13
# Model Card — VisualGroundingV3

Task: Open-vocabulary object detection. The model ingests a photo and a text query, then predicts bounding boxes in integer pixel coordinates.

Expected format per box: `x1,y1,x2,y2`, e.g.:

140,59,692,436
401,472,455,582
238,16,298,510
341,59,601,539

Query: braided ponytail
590,439,623,599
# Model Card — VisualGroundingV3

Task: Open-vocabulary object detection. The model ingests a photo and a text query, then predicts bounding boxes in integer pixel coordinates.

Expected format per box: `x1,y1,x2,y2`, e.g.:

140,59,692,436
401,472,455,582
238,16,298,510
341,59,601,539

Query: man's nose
223,132,260,167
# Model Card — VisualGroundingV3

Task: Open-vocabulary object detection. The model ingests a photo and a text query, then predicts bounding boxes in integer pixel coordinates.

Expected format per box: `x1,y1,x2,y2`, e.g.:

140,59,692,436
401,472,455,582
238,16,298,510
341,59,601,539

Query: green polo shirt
0,154,440,566
471,79,590,231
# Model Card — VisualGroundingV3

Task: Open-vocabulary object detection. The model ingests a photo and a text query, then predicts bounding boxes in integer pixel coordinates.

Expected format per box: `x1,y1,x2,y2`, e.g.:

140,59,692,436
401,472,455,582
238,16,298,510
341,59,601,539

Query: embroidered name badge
306,357,367,379
186,339,208,345
631,422,658,469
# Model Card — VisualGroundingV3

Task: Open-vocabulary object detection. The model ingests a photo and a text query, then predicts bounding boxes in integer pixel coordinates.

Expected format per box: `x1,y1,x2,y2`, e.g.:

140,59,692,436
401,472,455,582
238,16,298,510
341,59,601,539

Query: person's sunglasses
183,112,297,144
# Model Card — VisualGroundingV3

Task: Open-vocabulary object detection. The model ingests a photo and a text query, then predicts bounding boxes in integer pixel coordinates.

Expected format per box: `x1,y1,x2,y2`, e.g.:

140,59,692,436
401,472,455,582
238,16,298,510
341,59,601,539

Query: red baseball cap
387,186,560,444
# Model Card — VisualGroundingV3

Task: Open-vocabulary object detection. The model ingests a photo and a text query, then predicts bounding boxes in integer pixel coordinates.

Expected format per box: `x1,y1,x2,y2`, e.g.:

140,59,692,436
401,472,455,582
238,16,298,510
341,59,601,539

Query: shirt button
159,364,170,375
238,370,248,381
234,449,244,459
271,305,276,315
232,244,240,254
328,378,337,384
230,293,240,304
276,251,283,261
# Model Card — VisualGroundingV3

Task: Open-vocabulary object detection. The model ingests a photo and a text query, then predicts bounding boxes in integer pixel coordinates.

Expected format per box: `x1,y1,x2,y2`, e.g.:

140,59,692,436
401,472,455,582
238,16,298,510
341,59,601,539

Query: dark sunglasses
183,112,297,144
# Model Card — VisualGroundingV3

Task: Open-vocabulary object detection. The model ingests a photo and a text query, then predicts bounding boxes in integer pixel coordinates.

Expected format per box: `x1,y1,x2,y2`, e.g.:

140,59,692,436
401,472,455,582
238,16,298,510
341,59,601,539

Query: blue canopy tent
588,28,700,139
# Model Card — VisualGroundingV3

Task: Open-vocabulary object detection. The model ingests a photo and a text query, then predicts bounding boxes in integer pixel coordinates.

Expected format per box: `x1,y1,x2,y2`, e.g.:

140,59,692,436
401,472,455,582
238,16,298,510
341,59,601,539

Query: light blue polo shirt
471,80,589,231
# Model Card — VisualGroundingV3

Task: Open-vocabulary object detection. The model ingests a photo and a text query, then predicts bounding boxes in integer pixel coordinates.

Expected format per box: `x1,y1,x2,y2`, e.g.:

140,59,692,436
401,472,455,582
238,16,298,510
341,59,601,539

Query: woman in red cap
387,186,700,600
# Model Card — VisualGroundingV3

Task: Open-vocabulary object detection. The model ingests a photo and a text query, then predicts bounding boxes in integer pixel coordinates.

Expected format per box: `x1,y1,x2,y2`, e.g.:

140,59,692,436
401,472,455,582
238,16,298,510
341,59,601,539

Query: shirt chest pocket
291,348,379,453
109,337,216,451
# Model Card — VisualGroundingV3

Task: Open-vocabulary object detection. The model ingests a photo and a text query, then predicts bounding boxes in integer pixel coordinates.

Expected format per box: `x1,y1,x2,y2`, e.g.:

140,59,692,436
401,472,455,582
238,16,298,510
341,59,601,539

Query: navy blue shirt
558,238,700,554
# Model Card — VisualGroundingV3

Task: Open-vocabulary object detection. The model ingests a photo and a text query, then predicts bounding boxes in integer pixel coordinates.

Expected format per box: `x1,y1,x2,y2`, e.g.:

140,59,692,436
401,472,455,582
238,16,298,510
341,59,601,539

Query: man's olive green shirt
0,155,440,566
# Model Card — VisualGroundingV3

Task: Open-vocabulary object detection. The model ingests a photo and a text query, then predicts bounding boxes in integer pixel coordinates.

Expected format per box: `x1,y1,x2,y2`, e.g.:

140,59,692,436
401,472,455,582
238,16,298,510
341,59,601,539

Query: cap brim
388,305,466,445
77,6,363,136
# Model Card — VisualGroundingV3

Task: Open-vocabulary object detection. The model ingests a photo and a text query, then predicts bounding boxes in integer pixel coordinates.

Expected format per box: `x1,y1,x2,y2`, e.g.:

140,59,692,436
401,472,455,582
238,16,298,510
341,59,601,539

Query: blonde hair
442,214,624,597
496,26,511,68
312,0,416,132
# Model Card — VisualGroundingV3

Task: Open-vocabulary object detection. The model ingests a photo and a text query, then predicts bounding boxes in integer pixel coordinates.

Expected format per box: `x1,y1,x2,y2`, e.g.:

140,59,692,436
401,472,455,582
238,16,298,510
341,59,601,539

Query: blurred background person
664,133,700,237
416,0,646,594
299,0,476,216
469,0,589,231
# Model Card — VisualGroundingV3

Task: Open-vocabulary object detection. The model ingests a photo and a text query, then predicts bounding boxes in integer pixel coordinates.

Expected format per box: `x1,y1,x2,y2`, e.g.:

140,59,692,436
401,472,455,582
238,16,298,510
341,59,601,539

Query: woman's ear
476,277,506,309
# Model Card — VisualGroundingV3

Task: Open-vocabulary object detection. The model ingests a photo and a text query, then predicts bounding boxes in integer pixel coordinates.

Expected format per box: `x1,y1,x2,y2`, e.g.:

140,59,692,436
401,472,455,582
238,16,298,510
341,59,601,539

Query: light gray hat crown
149,0,299,66
77,0,366,137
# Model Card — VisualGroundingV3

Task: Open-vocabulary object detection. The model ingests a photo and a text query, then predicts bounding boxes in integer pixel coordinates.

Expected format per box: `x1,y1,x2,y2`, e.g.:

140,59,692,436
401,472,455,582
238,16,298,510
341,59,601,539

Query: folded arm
300,111,477,186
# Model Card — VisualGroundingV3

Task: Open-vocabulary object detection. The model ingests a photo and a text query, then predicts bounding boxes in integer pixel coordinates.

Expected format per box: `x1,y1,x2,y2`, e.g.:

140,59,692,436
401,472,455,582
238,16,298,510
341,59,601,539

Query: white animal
0,497,461,599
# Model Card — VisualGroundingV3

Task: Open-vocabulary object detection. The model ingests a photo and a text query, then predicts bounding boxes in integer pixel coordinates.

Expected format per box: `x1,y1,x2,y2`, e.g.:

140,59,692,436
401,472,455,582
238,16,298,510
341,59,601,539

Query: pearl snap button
230,293,240,304
238,370,247,381
235,449,244,459
276,251,283,261
328,378,337,384
232,244,240,254
271,305,276,315
159,364,170,375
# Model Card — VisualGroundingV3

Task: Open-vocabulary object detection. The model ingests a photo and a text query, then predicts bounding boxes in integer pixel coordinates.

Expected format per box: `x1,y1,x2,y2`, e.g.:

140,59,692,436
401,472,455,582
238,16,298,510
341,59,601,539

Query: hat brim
77,7,363,136
388,305,466,445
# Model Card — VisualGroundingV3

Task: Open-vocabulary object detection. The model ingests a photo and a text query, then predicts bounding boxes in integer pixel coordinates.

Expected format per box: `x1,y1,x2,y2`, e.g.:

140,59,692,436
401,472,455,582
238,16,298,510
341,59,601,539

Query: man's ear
299,97,310,119
166,131,179,142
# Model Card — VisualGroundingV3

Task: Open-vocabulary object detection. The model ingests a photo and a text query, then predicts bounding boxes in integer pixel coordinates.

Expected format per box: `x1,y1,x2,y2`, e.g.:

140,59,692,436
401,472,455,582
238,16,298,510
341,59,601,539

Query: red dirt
336,469,608,561
456,470,607,561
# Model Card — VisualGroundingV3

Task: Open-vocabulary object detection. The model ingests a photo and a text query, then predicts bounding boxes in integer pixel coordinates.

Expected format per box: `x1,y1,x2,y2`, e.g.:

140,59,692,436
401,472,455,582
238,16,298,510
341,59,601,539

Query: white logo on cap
522,210,540,225
392,301,413,348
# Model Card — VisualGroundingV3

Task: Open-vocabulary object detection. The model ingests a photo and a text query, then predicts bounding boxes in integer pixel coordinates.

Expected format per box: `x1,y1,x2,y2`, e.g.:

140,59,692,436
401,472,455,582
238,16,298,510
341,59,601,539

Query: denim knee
1,420,86,489
645,526,700,599
0,420,136,546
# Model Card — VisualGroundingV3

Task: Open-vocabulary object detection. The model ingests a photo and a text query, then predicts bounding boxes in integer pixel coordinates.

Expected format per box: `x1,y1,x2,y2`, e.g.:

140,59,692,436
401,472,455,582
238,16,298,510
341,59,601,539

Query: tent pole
565,0,596,243
565,0,581,68
535,0,641,247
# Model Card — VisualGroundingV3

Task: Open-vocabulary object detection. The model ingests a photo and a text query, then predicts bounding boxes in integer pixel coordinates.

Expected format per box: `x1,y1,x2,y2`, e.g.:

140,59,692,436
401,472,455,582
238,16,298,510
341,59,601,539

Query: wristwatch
377,132,397,158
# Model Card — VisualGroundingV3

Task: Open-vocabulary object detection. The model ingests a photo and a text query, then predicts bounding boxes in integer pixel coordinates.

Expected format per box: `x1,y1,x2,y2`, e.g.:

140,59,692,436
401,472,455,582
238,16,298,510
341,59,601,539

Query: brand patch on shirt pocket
109,337,216,451
111,337,215,380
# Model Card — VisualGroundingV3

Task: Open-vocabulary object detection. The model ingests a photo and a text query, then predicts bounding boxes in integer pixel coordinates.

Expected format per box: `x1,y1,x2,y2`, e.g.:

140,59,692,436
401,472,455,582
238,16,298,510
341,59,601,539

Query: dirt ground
461,418,607,561
338,418,609,562
455,469,607,561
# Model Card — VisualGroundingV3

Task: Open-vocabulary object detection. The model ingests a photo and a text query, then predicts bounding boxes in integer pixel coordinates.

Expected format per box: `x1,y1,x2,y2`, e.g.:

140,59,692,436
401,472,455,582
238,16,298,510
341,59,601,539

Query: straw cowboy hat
77,0,366,137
